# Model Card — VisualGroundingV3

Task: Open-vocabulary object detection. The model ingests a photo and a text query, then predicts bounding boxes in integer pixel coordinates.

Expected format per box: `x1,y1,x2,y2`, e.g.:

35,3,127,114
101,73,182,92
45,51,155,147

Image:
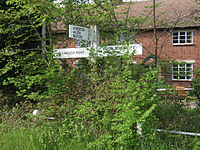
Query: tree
0,0,60,104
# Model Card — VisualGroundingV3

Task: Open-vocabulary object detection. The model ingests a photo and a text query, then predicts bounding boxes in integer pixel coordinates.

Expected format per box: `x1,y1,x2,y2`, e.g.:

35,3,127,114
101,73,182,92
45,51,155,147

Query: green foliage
154,101,200,133
192,69,200,100
56,49,161,148
0,119,89,150
1,115,200,150
0,1,177,149
0,0,65,104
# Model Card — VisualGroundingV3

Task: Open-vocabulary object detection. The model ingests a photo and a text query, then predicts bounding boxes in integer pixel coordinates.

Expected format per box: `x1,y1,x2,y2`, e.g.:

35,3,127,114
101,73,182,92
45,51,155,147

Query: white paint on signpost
130,44,142,55
69,25,96,41
54,44,142,59
97,44,142,56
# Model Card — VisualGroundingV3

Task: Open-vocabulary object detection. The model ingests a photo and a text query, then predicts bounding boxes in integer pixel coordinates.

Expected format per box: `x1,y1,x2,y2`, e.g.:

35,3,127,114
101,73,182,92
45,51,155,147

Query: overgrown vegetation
1,0,200,149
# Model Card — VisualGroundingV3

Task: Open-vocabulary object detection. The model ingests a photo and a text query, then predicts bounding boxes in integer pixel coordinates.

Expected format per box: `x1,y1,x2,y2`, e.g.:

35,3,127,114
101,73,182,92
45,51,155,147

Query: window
172,63,193,80
172,31,193,45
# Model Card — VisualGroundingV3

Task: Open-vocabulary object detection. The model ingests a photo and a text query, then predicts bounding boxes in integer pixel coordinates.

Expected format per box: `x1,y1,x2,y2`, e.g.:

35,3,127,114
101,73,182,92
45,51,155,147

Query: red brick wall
53,33,76,49
135,28,200,88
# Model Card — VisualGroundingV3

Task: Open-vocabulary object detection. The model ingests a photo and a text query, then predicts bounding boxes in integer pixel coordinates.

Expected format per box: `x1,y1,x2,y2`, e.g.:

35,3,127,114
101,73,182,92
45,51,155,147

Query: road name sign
54,44,142,59
55,48,90,58
69,25,96,41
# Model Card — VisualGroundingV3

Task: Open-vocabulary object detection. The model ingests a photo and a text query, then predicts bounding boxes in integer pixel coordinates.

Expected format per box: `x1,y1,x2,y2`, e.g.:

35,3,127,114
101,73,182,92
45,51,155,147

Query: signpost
54,24,143,59
54,44,142,59
69,25,96,41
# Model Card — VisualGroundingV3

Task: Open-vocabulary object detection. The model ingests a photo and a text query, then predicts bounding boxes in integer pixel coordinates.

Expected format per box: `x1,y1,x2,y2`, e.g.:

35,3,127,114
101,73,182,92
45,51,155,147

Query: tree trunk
153,0,158,66
42,22,47,54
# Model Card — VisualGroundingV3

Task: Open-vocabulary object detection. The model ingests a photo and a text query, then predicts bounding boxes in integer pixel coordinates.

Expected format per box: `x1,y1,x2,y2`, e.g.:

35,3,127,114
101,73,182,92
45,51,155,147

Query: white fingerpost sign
55,48,90,58
54,25,143,59
54,44,142,59
69,25,96,41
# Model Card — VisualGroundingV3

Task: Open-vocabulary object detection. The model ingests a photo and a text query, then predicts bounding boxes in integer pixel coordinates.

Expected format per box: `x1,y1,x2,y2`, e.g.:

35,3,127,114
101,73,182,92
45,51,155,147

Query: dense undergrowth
1,101,200,150
1,1,200,149
1,46,200,149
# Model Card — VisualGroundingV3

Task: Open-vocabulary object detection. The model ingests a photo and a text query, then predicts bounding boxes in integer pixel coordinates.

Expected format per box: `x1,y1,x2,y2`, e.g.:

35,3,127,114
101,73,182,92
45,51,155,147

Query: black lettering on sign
63,51,75,55
76,51,84,54
73,31,81,34
79,28,85,31
73,34,82,39
73,27,85,32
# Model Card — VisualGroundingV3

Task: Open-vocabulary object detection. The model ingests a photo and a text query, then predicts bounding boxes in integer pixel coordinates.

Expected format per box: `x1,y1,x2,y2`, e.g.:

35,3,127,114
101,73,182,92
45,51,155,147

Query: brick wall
53,33,76,49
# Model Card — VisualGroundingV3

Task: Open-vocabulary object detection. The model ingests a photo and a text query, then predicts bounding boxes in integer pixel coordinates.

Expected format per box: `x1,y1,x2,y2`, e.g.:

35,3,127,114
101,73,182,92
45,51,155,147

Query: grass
1,125,200,150
0,121,87,150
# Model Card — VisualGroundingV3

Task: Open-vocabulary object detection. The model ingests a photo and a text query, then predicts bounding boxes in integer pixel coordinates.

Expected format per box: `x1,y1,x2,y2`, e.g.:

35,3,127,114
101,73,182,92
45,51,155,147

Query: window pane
180,36,185,39
179,71,185,75
173,64,178,67
186,76,192,79
186,68,192,72
173,32,178,36
187,35,191,39
180,68,185,72
187,32,191,36
173,71,178,76
186,64,192,68
180,39,185,43
180,32,185,36
173,39,178,43
173,36,178,39
173,68,178,71
180,76,186,79
186,72,192,76
180,64,185,67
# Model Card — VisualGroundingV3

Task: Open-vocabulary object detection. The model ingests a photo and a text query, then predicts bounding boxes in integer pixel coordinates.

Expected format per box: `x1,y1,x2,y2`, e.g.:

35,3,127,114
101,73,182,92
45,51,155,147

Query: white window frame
172,31,193,45
172,63,193,81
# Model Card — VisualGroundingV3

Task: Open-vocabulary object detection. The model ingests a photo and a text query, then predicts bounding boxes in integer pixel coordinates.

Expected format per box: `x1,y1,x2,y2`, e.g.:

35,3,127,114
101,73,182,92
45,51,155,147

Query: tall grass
1,118,200,150
0,120,89,150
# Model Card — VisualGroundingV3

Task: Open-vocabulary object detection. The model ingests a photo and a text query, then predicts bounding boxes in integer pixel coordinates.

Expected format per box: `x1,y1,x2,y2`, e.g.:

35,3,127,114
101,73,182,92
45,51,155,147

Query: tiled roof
116,0,200,29
52,0,200,32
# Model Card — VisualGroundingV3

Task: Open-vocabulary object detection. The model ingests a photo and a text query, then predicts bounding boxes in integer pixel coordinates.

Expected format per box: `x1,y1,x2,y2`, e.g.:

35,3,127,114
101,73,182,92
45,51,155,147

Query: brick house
53,0,200,88
115,0,200,88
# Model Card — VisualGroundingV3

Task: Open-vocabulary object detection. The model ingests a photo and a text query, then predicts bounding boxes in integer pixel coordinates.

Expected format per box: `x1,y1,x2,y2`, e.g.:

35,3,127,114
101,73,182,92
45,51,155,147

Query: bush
192,69,200,100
